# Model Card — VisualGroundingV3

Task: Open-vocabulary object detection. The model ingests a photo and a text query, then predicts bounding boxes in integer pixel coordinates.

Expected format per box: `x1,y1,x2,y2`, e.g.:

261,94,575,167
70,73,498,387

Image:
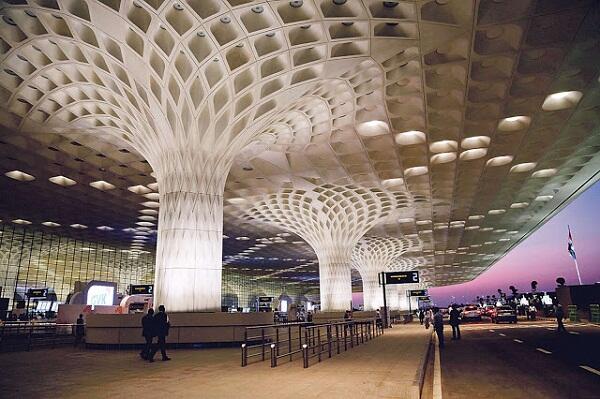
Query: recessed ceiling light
381,177,404,189
404,166,428,177
488,209,506,215
535,195,554,202
468,215,484,220
143,192,160,200
138,215,156,221
356,120,390,137
531,168,557,178
141,201,160,208
486,155,513,167
429,140,457,153
136,221,155,227
497,116,531,132
395,130,426,146
128,185,151,194
510,202,529,209
542,91,582,111
147,182,159,191
42,221,60,227
139,209,159,215
510,162,537,173
12,219,32,225
90,180,116,190
70,224,87,229
97,226,114,231
430,152,457,164
461,136,491,149
49,175,76,186
5,170,35,181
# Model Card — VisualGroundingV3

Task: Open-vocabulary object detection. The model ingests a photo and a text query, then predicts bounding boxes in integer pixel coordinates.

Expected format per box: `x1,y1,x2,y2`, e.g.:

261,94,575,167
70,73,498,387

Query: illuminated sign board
418,296,431,301
409,289,427,297
87,285,115,306
27,288,48,298
258,296,273,303
384,271,419,285
130,284,153,295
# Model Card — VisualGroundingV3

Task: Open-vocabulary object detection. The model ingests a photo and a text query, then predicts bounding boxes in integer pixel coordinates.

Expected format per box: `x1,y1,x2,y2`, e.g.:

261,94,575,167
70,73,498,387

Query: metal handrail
0,322,83,352
241,319,384,368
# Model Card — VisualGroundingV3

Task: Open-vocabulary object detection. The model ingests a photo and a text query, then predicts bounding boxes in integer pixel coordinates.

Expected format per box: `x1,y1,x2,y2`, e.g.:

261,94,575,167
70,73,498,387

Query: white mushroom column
351,236,420,311
245,185,396,311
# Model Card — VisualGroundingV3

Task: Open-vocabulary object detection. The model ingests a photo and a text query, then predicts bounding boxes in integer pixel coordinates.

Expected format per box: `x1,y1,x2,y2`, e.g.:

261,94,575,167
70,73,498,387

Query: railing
0,322,81,352
241,322,310,367
241,319,384,369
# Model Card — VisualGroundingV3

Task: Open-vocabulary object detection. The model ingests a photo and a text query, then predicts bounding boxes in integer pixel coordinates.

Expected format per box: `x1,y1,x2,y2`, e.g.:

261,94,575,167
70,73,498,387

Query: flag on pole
568,225,577,260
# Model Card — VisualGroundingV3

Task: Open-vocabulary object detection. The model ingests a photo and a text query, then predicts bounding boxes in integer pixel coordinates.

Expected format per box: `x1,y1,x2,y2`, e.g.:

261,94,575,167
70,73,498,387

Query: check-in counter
85,312,274,345
312,310,377,323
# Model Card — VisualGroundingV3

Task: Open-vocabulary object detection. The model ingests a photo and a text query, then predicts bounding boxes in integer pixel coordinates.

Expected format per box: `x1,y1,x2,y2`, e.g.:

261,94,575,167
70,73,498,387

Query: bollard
327,325,332,358
317,328,322,362
270,344,277,368
241,343,247,367
302,343,309,368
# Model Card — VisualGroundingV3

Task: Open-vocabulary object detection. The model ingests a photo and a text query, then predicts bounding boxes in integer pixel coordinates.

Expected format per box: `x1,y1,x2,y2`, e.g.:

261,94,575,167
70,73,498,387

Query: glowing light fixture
42,221,60,227
510,162,536,173
5,170,35,181
486,155,513,167
90,180,116,190
532,168,557,178
356,120,390,137
394,130,426,146
497,116,531,132
49,175,76,186
542,91,582,111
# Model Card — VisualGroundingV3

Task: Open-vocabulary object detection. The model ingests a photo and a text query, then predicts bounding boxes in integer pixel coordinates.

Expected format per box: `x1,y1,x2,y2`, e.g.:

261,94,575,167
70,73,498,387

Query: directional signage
409,289,427,297
418,296,431,301
384,271,419,285
26,288,48,298
130,284,153,295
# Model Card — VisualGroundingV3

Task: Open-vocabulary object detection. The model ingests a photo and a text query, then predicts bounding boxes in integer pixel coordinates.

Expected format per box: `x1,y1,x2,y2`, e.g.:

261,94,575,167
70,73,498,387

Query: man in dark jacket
140,308,155,360
149,305,171,362
74,314,85,347
449,305,461,340
433,307,444,349
555,304,567,333
418,309,425,325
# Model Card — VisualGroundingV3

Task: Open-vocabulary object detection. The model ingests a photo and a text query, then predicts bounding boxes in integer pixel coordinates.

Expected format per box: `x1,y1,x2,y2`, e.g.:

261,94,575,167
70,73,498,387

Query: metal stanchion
261,329,265,361
327,325,332,358
302,343,309,368
336,324,340,354
270,344,276,368
344,324,348,351
241,343,247,367
276,328,280,357
317,328,322,362
288,326,292,362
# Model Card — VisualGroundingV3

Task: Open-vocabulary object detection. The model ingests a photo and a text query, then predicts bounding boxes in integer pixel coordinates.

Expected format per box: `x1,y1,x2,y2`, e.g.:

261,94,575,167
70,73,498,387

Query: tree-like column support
316,247,353,311
362,274,384,311
154,190,224,312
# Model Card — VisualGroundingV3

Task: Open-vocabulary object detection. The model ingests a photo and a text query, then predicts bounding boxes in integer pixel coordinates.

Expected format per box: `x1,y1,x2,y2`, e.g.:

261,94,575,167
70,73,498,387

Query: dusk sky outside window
428,180,600,306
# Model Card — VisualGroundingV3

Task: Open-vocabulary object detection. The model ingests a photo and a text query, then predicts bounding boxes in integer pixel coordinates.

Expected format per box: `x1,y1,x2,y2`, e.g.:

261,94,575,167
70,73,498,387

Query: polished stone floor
0,323,431,399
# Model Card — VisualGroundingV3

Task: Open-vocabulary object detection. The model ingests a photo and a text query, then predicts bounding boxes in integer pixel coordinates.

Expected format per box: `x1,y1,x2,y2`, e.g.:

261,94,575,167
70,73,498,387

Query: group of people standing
418,305,462,349
140,305,171,362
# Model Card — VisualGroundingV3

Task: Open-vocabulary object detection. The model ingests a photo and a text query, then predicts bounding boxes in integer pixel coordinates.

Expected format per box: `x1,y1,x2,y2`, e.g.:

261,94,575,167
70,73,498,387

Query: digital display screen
384,271,419,285
87,285,115,306
130,285,153,295
409,289,427,297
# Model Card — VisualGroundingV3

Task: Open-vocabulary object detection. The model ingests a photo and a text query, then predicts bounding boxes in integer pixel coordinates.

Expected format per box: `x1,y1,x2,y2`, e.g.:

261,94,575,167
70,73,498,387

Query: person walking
149,305,171,362
433,307,444,349
424,308,432,329
418,309,425,325
140,308,155,360
74,314,85,347
555,304,567,333
449,305,461,340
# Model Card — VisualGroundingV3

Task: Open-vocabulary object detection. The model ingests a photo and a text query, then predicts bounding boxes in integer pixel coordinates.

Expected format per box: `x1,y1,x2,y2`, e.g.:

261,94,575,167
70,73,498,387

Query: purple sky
429,180,600,306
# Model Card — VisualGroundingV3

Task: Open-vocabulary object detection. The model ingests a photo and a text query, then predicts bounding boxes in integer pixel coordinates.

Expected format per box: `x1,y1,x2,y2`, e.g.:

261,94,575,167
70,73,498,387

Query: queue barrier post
270,344,277,368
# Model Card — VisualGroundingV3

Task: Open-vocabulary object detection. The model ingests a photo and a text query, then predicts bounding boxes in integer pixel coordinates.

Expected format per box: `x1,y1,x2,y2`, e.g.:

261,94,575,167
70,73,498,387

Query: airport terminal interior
0,0,599,398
